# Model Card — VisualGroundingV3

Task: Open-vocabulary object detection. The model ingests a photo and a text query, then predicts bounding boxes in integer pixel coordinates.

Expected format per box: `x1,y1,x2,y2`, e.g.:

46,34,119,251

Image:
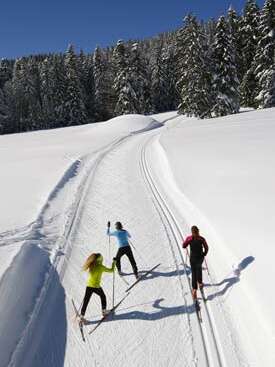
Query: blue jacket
107,228,131,248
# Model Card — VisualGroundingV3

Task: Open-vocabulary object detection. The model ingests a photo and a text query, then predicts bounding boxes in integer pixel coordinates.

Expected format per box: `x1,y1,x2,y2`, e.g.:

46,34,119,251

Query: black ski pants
81,287,107,316
190,257,204,290
116,245,138,275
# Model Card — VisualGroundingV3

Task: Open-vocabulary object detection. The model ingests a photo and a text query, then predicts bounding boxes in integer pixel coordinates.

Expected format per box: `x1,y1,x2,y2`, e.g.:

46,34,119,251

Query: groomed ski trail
61,124,204,367
5,115,247,367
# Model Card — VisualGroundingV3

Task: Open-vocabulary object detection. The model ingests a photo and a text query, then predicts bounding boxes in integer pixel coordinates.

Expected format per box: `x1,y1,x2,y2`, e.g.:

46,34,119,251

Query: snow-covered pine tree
63,45,87,125
259,53,275,107
178,15,213,118
11,58,30,131
25,57,43,129
78,51,95,121
0,59,13,89
253,0,275,108
40,56,58,126
227,6,243,80
151,36,179,113
113,40,138,116
130,42,151,114
93,46,115,121
211,16,240,116
240,0,260,107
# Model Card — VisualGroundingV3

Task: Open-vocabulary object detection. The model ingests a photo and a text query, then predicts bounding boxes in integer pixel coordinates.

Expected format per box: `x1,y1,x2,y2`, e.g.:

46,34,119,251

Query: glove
107,221,111,228
113,257,117,262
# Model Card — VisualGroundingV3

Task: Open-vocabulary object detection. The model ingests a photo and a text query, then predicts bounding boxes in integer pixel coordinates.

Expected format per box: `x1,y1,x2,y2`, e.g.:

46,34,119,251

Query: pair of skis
194,288,207,323
71,299,86,342
72,263,161,340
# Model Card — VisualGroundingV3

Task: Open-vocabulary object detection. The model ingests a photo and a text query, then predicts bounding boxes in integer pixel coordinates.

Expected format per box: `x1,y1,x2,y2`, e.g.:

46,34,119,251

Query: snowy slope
153,108,275,366
0,109,274,367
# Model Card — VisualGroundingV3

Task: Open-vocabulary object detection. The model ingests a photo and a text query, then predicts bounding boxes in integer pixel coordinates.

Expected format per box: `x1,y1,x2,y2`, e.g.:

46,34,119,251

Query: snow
0,109,275,366
156,108,275,366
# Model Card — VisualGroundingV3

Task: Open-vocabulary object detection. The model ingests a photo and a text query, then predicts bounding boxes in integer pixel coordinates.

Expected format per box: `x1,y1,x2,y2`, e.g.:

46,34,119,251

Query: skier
80,253,116,322
107,221,139,279
183,225,209,299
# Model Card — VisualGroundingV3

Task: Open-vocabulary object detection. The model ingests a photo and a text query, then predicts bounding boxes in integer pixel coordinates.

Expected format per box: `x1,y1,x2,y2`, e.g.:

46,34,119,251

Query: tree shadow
207,256,255,301
86,298,195,325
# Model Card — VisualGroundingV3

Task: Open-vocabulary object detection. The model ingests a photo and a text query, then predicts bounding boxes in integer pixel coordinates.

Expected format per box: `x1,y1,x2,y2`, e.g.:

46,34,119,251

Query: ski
194,299,202,323
71,299,86,342
199,288,207,302
126,263,161,292
118,273,130,286
88,293,129,335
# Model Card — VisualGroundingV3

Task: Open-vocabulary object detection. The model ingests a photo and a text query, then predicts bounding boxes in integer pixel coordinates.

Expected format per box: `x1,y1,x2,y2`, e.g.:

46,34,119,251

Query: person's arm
202,238,209,256
106,228,117,237
126,231,131,239
183,236,192,249
101,259,116,273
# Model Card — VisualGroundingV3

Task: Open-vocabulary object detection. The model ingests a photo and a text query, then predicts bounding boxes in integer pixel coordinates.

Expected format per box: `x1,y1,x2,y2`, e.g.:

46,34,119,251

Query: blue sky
0,0,264,59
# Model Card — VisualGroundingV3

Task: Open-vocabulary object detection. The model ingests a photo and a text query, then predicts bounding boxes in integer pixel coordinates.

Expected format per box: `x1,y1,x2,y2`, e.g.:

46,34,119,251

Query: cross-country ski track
1,113,256,367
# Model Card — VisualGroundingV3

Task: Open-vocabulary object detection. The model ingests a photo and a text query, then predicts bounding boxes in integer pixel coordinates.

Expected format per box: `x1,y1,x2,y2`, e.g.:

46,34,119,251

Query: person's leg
197,258,203,288
190,261,198,290
80,287,93,316
190,260,198,299
115,247,125,273
94,287,107,311
125,246,138,275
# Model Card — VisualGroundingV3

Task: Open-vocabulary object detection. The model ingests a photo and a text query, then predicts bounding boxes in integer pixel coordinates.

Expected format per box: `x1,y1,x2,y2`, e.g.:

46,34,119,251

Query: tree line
0,0,275,134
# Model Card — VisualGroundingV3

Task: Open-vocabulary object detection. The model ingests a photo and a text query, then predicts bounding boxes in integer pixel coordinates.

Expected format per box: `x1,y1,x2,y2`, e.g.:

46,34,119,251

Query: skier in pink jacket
183,225,209,300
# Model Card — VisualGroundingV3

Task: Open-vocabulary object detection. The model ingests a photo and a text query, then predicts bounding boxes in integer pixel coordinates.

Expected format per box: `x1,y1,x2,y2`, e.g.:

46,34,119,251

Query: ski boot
192,289,197,300
102,309,111,317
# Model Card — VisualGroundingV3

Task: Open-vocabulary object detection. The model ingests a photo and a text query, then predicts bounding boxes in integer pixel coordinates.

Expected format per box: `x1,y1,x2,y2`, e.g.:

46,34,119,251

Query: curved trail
13,117,240,367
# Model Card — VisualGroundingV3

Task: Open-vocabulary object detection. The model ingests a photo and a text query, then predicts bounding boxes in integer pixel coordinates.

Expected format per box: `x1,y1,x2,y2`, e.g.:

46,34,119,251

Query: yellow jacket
87,257,115,288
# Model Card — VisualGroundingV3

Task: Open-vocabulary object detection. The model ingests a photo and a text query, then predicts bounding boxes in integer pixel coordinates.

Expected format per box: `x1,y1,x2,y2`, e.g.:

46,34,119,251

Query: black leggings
116,245,138,275
190,257,204,290
81,287,107,316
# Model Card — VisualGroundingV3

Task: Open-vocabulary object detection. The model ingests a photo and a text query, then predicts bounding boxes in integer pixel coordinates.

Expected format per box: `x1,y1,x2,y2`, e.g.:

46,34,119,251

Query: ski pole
128,239,147,265
108,233,115,308
204,258,211,277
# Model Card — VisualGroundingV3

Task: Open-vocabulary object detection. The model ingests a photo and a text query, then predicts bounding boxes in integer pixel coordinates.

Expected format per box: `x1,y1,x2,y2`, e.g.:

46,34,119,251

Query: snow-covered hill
0,109,274,366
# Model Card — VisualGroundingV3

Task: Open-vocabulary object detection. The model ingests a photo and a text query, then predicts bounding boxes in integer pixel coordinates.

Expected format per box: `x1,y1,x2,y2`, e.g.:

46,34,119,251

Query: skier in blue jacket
107,221,138,279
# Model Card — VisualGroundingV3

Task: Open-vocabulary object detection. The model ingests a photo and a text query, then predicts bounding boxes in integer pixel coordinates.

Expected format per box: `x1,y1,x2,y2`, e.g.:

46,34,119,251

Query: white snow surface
0,109,274,367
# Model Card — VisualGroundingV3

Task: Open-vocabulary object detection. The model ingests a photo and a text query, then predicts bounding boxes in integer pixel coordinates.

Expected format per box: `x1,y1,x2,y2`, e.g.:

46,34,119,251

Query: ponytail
82,253,100,272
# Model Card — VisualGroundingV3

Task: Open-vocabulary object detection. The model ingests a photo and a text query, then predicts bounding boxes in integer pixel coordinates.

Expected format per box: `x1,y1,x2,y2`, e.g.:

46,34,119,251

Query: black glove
113,257,117,262
107,221,111,228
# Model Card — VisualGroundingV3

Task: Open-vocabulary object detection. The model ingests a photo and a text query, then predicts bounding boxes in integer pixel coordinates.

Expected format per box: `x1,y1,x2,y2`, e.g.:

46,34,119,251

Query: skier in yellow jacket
80,253,116,321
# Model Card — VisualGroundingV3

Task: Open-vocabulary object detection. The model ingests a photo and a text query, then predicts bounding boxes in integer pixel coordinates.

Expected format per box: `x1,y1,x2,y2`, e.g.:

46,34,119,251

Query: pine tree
93,47,114,121
130,42,151,114
151,37,179,113
78,51,95,121
253,0,275,108
11,58,30,131
259,54,275,107
227,6,243,79
178,15,213,118
113,40,138,116
240,0,260,107
211,16,240,116
63,45,87,125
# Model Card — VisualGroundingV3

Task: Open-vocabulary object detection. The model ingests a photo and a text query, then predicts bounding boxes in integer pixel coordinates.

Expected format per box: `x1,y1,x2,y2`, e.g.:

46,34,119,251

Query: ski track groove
7,134,133,367
141,133,225,367
8,115,231,367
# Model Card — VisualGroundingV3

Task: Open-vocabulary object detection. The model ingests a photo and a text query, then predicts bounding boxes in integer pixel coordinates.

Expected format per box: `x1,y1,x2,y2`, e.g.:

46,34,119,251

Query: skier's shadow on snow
121,266,190,280
88,298,195,324
206,256,255,301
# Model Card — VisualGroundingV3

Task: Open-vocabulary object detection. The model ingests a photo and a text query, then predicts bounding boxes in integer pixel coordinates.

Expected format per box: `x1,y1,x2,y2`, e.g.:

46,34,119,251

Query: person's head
82,253,103,271
191,225,200,237
115,221,123,230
